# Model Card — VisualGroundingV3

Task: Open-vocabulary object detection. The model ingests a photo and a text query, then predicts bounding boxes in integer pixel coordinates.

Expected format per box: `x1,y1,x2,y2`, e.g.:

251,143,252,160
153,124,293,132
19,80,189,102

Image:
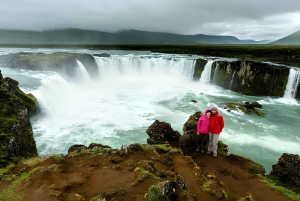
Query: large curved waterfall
1,48,299,173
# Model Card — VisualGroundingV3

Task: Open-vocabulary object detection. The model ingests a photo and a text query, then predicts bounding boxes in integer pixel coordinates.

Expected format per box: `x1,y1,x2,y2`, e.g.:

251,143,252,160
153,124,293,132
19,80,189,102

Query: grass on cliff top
260,175,300,201
18,52,86,66
0,167,39,201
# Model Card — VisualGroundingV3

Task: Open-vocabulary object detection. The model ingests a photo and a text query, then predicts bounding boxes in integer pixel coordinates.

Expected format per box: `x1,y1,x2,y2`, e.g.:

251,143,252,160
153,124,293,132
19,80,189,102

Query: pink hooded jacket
197,109,211,134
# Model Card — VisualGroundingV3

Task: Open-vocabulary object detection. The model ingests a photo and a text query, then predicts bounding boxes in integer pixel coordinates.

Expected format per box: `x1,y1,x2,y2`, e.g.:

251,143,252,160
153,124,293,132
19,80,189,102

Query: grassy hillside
271,30,300,45
0,29,266,45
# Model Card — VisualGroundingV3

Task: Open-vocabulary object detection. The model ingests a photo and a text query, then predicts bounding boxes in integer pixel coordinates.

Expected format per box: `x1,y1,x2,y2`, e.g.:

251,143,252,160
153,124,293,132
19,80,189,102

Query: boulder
226,101,264,116
269,153,300,191
88,143,111,150
179,112,202,153
68,145,87,154
128,143,143,152
0,70,38,167
146,120,181,145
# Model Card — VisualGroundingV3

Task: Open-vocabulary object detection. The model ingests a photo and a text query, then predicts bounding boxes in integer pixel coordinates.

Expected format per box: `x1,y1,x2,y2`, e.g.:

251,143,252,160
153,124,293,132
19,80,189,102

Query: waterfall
229,70,236,90
94,56,196,81
75,60,91,81
283,68,300,99
199,60,214,84
212,63,219,84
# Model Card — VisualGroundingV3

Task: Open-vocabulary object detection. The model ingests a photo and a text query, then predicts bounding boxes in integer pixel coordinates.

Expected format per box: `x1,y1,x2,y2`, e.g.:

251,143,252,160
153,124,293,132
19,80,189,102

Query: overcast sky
1,0,300,41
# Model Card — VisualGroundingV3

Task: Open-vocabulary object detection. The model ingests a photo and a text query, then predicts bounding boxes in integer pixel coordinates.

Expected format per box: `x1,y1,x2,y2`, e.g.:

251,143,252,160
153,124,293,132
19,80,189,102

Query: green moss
52,154,63,163
0,167,39,201
139,168,160,180
218,140,229,156
249,162,265,175
146,185,169,201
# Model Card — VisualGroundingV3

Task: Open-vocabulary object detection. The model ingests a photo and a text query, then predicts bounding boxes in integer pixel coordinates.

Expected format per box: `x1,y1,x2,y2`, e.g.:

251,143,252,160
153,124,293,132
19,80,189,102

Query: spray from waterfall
229,70,236,90
199,60,214,84
283,68,300,99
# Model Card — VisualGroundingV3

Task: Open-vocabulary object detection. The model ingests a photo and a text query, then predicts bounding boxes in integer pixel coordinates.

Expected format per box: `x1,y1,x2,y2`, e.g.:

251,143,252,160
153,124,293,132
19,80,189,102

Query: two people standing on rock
196,107,224,158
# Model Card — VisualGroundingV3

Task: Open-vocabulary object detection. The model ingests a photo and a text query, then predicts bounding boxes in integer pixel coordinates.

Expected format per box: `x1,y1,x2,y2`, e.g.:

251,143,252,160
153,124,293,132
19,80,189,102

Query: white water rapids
1,48,300,173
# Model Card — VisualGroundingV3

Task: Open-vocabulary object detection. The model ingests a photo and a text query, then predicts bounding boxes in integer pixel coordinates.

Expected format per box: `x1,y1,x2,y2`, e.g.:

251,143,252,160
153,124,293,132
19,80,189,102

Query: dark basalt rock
0,70,38,167
226,101,264,116
68,144,87,154
88,143,112,150
269,153,300,191
128,143,143,152
146,120,181,145
179,112,202,153
93,53,110,57
212,60,291,97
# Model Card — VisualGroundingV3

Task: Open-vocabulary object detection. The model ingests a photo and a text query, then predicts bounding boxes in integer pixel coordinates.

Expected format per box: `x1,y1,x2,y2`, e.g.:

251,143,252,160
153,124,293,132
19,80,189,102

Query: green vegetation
256,175,300,201
218,140,229,156
0,167,39,201
139,168,160,180
67,146,113,158
52,154,63,163
146,185,169,201
249,162,265,175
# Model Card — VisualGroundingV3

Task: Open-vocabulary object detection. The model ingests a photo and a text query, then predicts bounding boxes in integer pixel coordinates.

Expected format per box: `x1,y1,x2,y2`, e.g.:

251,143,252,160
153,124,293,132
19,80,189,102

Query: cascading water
283,68,300,99
31,55,200,156
229,70,236,90
199,60,214,84
75,60,91,81
212,63,219,84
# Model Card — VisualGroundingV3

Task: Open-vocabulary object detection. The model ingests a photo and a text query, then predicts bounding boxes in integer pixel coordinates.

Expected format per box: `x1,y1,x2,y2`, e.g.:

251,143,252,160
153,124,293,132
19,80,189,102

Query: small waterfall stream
283,68,300,99
199,60,214,84
229,70,236,90
212,63,219,84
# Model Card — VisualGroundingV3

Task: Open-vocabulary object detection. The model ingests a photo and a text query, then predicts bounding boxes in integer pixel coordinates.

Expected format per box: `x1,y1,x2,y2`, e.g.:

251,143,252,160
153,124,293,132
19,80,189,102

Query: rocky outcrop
226,101,264,116
179,112,202,153
193,58,208,80
146,120,181,146
269,153,300,191
0,70,38,167
0,52,99,79
210,60,291,97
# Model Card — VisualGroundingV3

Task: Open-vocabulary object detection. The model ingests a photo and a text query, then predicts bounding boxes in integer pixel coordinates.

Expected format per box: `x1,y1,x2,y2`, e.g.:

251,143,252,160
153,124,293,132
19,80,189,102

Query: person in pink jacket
196,109,212,153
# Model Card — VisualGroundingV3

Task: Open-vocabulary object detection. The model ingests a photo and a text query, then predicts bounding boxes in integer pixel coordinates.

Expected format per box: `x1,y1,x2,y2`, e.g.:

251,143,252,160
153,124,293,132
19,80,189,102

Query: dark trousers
197,133,209,148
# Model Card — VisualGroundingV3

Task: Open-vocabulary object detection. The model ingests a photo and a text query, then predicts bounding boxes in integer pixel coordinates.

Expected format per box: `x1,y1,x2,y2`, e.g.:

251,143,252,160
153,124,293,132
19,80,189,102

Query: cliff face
0,52,99,79
0,71,38,167
195,59,292,97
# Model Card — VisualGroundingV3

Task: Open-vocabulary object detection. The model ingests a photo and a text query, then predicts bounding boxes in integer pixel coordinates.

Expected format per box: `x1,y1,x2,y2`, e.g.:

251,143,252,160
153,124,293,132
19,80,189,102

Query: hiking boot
196,148,200,152
207,151,211,155
201,148,205,154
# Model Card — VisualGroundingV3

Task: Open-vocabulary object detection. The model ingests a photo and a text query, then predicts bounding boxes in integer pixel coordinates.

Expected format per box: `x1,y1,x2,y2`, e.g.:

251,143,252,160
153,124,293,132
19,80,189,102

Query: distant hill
270,30,300,45
0,29,267,45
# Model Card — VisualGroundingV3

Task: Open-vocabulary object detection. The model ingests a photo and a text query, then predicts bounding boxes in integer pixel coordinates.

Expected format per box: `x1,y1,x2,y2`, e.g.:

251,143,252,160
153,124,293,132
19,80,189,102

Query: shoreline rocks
270,153,300,191
0,70,38,167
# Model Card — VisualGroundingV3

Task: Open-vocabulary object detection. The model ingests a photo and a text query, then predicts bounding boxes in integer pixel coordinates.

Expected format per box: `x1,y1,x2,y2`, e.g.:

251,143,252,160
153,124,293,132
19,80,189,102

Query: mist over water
1,48,300,173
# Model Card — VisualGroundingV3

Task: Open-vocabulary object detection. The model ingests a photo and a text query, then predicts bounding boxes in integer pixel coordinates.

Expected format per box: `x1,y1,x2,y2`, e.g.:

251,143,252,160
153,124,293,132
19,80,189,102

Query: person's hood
200,109,210,120
211,107,219,116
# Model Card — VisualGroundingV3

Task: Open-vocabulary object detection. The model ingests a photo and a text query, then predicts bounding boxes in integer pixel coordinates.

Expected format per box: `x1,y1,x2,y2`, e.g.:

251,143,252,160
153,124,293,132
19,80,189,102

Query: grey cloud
0,0,300,40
